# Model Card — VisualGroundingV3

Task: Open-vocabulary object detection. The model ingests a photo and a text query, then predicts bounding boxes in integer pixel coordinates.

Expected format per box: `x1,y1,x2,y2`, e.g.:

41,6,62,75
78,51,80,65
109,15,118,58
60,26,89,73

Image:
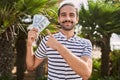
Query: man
26,3,92,80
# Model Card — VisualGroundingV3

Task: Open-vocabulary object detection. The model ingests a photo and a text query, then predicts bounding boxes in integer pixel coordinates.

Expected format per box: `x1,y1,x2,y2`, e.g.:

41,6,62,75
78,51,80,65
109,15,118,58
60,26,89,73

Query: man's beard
60,20,75,31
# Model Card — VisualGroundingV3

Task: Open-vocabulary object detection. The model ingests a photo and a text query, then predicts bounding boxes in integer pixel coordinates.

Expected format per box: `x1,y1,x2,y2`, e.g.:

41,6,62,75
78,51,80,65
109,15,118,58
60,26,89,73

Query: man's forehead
60,5,76,12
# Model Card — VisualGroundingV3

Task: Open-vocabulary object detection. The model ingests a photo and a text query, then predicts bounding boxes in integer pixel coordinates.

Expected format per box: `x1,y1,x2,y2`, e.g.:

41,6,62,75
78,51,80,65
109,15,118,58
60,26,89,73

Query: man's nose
66,15,71,20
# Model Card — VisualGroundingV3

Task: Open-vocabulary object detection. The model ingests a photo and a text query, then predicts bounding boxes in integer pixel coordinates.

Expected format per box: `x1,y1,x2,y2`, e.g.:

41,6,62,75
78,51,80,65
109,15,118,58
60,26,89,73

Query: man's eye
70,14,75,17
61,14,66,17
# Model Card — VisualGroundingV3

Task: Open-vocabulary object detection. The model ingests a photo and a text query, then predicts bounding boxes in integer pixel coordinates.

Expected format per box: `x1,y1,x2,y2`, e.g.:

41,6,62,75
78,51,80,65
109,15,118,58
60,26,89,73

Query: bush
90,50,120,80
89,59,101,80
35,77,47,80
0,75,16,80
109,50,120,76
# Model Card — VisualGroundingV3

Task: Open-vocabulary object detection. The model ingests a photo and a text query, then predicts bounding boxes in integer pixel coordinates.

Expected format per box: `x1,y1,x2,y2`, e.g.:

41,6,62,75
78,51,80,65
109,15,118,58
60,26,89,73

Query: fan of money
28,14,50,33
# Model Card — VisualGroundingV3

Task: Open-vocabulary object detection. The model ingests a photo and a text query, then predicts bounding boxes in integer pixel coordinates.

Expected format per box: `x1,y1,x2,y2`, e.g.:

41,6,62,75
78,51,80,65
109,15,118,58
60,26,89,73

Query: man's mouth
62,20,73,24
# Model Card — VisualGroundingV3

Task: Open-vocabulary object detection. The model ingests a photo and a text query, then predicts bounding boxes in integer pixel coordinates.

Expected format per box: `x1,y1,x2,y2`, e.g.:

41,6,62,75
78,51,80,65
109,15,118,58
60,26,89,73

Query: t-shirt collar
58,31,77,41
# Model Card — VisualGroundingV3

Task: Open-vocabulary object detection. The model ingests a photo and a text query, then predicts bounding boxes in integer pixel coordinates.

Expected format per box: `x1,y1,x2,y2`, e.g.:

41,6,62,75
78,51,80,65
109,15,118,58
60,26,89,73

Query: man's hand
27,28,38,46
46,29,60,50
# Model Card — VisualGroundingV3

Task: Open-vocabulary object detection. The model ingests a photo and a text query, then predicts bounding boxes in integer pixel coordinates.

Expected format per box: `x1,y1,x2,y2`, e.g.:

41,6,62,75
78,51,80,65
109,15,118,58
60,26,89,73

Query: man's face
58,5,79,31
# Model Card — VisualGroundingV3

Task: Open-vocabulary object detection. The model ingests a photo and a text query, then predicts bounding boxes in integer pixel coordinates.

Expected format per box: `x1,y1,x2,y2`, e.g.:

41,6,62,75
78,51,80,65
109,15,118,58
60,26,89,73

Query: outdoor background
0,0,120,80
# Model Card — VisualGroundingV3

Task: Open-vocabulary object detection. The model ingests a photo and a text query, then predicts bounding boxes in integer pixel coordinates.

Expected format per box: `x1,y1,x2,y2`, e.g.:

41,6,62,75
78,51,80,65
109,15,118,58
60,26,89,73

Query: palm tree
0,0,57,79
79,0,120,77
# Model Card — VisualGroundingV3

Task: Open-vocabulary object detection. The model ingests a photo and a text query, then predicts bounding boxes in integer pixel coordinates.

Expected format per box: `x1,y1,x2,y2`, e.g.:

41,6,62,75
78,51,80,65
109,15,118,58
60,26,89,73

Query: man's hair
58,3,79,17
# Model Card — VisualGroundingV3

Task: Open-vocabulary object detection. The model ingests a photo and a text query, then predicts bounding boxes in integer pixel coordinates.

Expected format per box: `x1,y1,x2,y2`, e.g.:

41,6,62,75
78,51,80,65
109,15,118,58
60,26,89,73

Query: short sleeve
82,39,92,58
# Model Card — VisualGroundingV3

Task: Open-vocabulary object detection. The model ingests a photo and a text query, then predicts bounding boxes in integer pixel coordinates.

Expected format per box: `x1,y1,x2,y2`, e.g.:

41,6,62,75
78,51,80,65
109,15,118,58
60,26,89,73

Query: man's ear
58,17,60,23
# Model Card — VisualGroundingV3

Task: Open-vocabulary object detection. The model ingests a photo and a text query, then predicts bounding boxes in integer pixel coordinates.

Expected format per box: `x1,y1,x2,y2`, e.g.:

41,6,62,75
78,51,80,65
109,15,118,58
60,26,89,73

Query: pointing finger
32,28,38,32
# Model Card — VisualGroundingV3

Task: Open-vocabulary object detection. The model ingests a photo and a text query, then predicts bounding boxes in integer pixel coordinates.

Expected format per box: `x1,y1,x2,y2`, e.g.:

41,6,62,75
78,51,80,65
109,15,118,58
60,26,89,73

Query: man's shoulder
44,32,60,39
75,36,91,44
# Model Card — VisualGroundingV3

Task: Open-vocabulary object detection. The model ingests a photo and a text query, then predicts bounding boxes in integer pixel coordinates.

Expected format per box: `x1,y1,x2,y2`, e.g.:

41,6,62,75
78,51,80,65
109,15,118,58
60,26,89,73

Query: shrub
109,50,120,76
90,50,120,80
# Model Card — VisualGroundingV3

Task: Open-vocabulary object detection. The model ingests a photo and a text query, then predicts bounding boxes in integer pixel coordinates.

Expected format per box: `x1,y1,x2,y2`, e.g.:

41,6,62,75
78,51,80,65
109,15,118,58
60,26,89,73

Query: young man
26,3,92,80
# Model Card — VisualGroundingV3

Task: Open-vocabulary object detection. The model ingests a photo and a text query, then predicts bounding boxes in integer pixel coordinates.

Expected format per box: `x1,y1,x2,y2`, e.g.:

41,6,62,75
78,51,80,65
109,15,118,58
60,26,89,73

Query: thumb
46,29,52,37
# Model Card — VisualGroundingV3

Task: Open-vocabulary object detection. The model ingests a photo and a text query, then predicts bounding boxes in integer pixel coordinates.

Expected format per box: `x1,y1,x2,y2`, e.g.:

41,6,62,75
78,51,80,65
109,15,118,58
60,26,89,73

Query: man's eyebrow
61,12,66,14
60,12,66,14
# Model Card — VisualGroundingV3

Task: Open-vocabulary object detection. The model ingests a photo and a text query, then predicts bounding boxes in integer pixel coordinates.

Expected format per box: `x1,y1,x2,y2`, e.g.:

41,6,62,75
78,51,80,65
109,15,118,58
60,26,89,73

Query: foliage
93,59,101,70
0,0,58,35
0,75,16,80
79,0,120,77
35,77,47,80
90,59,101,80
79,0,120,44
109,50,120,77
90,76,120,80
90,58,120,80
0,0,58,78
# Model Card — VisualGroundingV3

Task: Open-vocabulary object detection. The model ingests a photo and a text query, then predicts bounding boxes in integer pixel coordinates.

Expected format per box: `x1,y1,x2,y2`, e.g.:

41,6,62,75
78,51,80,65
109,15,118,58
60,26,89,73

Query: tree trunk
16,30,27,80
100,34,111,77
0,33,15,79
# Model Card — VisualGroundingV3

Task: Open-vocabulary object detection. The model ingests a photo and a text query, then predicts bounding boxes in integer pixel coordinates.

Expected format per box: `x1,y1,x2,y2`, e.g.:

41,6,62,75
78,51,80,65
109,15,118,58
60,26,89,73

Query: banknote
28,14,50,33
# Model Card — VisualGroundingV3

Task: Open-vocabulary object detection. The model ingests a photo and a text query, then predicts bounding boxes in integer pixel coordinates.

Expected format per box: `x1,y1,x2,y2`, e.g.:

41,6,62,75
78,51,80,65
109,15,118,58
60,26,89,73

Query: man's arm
57,45,92,80
46,35,92,80
26,44,44,71
26,28,44,71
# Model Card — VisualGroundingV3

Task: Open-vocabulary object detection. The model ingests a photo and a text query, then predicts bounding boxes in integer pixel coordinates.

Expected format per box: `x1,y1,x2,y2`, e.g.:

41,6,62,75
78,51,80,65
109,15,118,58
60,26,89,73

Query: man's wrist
56,43,65,51
27,41,33,47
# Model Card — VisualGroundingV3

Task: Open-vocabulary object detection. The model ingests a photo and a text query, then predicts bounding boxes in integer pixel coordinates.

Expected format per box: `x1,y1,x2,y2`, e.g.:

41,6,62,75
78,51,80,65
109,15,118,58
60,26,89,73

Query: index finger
32,28,38,32
46,29,52,37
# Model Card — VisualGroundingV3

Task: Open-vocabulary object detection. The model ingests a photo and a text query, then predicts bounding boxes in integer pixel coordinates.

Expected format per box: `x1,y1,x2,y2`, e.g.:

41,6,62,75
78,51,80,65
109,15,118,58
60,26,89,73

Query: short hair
58,3,79,17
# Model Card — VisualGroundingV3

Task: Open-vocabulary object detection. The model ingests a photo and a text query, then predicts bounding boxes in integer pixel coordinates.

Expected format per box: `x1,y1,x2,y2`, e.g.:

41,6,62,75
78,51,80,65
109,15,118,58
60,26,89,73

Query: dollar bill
28,14,50,33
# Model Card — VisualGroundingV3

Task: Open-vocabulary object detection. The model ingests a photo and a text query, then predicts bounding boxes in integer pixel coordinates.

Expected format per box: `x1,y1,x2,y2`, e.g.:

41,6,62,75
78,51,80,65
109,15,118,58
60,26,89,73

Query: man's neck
60,29,75,39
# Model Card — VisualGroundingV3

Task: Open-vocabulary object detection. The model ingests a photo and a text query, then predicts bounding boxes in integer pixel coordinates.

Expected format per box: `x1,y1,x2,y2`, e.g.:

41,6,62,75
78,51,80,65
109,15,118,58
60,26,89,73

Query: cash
28,14,50,33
